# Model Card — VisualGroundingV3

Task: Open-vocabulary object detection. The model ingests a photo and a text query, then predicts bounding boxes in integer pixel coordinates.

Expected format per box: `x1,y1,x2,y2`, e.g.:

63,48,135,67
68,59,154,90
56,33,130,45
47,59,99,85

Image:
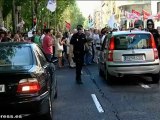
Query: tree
0,0,4,27
0,0,85,32
69,3,85,29
57,1,85,31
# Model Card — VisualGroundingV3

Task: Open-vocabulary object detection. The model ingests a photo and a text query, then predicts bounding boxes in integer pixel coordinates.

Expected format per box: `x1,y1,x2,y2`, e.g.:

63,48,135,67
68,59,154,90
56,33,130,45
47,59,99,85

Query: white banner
28,25,36,37
47,0,56,12
108,14,119,30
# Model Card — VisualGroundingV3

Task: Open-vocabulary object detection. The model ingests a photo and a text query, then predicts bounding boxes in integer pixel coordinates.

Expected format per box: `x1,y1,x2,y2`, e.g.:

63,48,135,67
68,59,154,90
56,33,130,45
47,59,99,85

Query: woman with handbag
55,32,65,68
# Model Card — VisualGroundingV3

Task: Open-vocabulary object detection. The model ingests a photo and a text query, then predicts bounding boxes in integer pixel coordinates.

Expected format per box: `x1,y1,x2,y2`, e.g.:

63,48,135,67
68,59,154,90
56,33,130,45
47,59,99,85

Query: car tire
152,73,160,83
99,68,103,77
43,95,53,120
105,70,114,85
51,71,57,99
54,79,58,99
41,82,54,120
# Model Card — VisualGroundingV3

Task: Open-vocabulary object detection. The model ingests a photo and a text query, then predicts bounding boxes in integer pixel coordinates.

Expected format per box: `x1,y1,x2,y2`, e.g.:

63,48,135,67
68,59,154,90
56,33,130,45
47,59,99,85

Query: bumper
0,91,49,118
108,64,160,77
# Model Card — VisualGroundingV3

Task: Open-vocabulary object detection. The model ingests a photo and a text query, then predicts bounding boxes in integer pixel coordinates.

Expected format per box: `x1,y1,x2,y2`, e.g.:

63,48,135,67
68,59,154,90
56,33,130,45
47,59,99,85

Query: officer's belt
74,51,83,54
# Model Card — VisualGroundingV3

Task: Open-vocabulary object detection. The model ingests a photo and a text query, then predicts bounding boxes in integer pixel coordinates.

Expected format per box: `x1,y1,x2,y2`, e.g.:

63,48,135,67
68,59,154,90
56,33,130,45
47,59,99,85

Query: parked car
98,30,160,84
0,42,57,120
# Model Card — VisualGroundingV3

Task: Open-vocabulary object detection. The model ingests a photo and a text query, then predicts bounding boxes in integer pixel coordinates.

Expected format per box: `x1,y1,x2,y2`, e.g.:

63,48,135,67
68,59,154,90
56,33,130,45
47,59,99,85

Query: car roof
0,42,36,47
112,30,151,36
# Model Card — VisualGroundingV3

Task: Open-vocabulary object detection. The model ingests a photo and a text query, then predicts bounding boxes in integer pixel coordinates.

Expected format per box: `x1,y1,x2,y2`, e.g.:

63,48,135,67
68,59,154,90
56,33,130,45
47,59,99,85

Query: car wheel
99,68,103,77
54,79,58,99
105,70,114,85
152,73,160,83
41,89,53,120
45,95,53,120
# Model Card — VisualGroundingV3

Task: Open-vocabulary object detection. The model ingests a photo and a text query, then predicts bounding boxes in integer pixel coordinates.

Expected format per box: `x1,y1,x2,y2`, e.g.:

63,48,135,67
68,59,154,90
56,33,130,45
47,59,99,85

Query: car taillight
150,34,157,48
150,34,159,59
17,78,41,94
153,48,159,59
108,50,113,61
108,37,115,50
107,37,114,61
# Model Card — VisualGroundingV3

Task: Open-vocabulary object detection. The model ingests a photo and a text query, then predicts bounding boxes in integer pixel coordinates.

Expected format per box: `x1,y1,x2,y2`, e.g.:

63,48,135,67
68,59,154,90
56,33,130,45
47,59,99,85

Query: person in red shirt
42,29,54,61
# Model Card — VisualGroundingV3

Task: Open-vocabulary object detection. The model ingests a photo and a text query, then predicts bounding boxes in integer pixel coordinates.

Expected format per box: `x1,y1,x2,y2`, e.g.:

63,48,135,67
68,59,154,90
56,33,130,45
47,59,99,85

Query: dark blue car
0,42,57,120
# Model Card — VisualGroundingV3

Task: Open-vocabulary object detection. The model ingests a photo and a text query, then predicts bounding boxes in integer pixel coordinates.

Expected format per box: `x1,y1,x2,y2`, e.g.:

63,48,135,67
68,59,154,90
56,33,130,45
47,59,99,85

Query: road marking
91,94,104,113
139,83,151,88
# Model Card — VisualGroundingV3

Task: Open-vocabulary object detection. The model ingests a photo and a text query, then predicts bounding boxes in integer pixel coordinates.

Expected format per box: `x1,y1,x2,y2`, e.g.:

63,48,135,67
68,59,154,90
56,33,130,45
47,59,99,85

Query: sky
76,1,101,18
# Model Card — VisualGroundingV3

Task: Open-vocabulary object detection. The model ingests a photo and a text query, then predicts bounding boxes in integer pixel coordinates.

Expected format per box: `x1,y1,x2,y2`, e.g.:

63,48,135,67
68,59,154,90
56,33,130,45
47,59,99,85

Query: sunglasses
77,28,83,30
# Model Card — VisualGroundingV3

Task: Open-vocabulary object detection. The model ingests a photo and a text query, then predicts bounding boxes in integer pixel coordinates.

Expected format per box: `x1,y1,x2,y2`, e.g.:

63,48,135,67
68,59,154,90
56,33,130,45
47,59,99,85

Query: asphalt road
52,64,160,120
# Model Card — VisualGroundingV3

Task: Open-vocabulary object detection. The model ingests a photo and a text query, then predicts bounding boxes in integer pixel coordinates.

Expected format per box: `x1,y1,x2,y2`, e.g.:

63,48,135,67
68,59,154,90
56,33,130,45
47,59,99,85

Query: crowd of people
0,19,160,70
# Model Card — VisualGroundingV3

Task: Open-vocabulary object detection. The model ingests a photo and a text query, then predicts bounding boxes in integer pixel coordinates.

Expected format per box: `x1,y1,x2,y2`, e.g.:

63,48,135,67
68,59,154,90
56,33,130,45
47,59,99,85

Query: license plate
124,55,144,61
0,85,5,92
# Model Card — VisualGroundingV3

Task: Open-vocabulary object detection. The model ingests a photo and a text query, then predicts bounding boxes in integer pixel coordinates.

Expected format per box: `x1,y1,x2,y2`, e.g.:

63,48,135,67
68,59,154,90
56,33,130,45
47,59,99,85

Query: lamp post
101,2,106,28
31,0,35,28
17,6,21,24
16,6,21,32
41,8,44,32
12,0,16,33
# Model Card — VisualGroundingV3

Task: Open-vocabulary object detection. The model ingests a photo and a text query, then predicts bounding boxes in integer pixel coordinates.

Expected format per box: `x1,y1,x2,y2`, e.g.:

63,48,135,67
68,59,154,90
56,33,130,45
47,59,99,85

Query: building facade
93,1,160,29
93,0,121,29
93,10,101,29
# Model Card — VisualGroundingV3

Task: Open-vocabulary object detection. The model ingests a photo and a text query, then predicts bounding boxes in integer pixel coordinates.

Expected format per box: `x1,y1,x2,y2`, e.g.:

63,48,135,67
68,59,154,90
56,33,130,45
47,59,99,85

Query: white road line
91,94,104,113
139,83,151,88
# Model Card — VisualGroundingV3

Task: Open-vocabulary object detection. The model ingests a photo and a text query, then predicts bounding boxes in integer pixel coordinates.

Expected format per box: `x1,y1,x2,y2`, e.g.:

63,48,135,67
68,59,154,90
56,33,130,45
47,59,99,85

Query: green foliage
2,0,12,19
1,0,86,32
69,2,85,29
59,1,85,31
2,0,25,19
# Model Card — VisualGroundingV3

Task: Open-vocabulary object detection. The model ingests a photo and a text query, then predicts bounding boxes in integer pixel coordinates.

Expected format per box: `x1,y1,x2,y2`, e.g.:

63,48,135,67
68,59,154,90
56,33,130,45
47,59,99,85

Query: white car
98,30,160,84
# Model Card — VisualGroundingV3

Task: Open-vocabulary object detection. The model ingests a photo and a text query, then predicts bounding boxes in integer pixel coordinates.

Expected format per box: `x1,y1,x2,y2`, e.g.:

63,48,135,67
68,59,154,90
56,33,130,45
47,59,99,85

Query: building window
113,8,115,14
157,2,160,13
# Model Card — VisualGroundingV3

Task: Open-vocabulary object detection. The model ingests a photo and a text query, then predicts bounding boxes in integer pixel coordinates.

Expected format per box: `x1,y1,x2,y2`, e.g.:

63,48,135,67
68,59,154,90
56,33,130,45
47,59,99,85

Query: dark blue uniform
70,32,87,84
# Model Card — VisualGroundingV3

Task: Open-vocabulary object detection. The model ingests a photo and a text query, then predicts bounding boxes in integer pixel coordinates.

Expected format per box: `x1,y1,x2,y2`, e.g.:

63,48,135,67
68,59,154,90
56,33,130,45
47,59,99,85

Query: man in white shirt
93,29,100,63
40,29,46,45
69,29,77,68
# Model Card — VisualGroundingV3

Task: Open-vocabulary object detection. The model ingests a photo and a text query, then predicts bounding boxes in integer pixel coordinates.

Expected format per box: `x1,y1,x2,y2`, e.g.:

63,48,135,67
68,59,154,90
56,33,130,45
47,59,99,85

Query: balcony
116,1,151,7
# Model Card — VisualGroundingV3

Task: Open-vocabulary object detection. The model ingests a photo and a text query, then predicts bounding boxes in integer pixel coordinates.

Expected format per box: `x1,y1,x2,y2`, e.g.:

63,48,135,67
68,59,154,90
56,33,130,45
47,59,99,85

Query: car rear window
114,34,151,50
0,46,32,66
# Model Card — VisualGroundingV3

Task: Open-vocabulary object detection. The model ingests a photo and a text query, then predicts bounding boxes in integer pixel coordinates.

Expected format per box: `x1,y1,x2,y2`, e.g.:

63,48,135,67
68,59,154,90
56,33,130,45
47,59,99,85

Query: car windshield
114,34,151,50
0,46,32,66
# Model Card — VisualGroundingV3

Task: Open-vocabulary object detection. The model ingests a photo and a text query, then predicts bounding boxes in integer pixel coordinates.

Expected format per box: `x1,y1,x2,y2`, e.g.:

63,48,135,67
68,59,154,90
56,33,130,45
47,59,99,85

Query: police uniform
70,25,87,84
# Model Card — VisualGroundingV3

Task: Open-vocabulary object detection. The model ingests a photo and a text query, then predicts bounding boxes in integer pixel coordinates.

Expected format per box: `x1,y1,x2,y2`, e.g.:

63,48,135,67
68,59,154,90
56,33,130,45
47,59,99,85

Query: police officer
70,25,87,84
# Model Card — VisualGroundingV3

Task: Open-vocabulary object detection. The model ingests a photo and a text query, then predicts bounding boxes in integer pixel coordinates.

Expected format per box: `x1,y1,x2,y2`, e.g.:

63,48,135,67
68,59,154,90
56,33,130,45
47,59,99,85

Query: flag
125,11,135,19
153,13,160,20
142,10,151,20
108,14,119,30
0,27,8,32
132,10,141,17
132,9,141,20
126,11,141,20
65,21,71,30
88,15,94,28
47,0,56,12
88,15,91,23
28,25,37,37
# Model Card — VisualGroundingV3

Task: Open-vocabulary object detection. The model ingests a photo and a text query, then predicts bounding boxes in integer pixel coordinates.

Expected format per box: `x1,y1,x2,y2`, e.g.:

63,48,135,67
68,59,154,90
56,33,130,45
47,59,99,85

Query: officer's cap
77,25,83,30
